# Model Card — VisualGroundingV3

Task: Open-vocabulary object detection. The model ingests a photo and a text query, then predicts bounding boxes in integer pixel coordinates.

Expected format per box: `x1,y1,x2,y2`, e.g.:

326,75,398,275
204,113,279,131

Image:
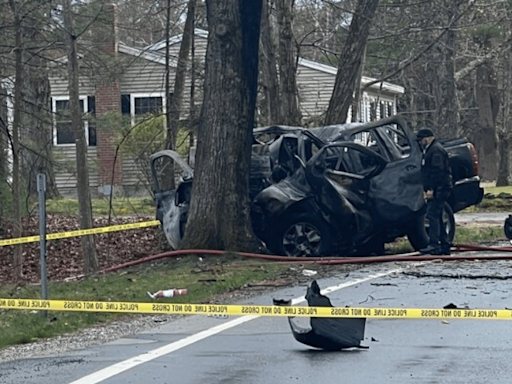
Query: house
49,26,404,197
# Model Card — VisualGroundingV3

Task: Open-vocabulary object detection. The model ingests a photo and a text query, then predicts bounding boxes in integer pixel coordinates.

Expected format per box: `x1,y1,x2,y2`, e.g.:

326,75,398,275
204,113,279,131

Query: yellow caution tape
0,298,510,320
0,220,161,247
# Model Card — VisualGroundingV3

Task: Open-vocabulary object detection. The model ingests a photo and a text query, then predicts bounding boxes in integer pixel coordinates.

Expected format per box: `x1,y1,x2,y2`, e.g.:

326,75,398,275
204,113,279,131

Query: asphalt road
2,259,512,384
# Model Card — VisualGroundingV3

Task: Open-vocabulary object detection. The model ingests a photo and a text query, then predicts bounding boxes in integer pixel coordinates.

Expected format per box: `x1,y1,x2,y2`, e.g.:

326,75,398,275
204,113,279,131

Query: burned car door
349,123,425,223
150,150,193,250
305,142,387,251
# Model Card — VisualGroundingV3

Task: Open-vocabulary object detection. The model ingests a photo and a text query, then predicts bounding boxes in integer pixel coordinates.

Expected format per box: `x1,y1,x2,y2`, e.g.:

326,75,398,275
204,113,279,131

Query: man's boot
440,243,451,255
419,244,442,255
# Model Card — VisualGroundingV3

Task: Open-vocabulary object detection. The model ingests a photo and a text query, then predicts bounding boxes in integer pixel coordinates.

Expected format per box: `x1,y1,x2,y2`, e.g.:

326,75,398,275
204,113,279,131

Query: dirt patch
0,214,164,285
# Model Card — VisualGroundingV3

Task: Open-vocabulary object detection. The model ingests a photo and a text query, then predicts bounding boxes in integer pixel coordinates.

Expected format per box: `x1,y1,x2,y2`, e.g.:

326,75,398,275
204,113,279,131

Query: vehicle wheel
407,202,455,251
271,214,331,257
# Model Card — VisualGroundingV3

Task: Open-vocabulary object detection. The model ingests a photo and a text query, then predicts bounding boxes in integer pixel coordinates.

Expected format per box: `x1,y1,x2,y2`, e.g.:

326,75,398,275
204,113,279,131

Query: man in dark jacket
416,128,453,255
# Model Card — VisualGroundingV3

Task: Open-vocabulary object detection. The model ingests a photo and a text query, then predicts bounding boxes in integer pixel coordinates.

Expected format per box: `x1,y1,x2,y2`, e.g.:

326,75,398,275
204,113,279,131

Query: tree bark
438,13,458,138
276,0,301,125
497,49,512,187
324,0,379,125
63,0,98,273
497,132,509,186
166,0,195,150
259,0,280,125
164,0,196,188
22,57,60,198
475,63,499,181
180,0,262,252
8,0,23,279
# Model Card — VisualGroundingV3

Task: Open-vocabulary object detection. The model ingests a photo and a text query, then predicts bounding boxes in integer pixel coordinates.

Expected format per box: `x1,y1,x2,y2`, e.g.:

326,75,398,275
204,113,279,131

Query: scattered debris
275,280,367,350
302,269,318,277
147,288,188,299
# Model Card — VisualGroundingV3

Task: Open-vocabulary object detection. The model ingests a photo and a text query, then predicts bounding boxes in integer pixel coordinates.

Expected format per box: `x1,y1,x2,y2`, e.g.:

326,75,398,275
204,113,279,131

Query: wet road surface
2,259,512,384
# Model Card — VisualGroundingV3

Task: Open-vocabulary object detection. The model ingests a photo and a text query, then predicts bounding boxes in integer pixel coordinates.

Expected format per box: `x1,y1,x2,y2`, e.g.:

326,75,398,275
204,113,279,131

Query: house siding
49,30,403,197
53,146,99,197
119,57,167,95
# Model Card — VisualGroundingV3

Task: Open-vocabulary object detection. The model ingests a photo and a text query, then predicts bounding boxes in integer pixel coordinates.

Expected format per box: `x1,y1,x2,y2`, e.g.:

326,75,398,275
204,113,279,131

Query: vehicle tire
271,213,331,257
407,202,455,251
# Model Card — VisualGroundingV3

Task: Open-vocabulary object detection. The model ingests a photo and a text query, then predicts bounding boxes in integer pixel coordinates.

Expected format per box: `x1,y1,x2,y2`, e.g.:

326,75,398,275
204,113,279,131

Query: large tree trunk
475,63,499,181
437,7,458,139
180,0,262,252
324,0,380,125
63,0,98,273
164,0,195,188
497,49,512,187
8,0,23,279
259,0,280,125
166,0,195,150
497,132,509,187
276,0,301,125
0,87,7,196
22,57,60,198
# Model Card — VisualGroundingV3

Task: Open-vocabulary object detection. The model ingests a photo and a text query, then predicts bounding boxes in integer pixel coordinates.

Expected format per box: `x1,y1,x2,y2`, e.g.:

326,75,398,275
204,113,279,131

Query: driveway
455,212,509,224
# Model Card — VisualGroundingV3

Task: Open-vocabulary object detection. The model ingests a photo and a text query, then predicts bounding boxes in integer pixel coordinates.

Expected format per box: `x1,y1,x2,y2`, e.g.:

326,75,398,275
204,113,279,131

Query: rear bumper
449,176,484,213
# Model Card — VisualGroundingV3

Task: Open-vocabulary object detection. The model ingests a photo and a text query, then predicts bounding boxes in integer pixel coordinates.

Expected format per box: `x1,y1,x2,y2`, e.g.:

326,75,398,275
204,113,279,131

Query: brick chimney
94,4,122,196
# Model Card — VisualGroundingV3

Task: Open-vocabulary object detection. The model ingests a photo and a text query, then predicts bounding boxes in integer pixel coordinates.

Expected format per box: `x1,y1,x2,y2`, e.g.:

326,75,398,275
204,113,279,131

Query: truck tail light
468,142,479,176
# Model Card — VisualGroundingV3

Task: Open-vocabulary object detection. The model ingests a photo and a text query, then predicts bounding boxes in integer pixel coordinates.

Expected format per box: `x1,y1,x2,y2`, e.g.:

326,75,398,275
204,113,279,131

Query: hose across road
58,242,512,282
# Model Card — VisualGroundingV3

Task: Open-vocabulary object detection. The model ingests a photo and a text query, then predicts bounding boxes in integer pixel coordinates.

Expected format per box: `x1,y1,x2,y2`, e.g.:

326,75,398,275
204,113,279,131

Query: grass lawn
0,254,287,350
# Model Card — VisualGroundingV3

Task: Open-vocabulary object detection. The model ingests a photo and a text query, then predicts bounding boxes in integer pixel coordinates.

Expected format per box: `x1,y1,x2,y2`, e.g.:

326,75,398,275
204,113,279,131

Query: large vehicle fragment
151,116,483,256
274,281,367,350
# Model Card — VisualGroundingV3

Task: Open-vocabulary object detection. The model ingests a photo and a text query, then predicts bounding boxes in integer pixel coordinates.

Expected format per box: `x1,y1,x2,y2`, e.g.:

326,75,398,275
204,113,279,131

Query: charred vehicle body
274,280,367,350
151,116,483,257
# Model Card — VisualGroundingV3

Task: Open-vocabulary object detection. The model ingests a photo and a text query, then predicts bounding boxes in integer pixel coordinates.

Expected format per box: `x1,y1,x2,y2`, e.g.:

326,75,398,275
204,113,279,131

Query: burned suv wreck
151,116,483,257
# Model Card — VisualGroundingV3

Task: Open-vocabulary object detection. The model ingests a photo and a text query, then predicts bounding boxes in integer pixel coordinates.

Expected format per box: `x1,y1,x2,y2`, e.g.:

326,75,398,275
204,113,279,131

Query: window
134,97,162,116
121,94,164,125
370,101,377,122
387,102,394,117
323,145,383,180
52,96,96,146
347,122,411,162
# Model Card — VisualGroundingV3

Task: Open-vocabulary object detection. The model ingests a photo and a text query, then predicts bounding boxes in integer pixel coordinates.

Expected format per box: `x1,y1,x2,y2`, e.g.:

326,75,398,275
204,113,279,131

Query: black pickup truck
151,115,483,256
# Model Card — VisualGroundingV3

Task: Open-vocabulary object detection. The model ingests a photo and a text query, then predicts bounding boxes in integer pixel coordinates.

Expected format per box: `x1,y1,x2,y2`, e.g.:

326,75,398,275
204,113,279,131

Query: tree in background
180,0,262,251
324,0,379,125
276,0,302,125
7,0,24,278
62,0,98,273
258,0,279,125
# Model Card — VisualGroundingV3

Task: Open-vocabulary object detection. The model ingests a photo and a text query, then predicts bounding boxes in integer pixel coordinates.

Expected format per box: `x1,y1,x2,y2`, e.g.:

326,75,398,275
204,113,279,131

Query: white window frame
128,93,166,126
52,96,90,146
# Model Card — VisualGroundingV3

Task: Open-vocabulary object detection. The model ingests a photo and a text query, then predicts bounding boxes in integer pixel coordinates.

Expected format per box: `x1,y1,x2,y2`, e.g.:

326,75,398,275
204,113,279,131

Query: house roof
146,28,209,52
118,44,177,67
145,28,405,94
121,28,404,96
298,58,404,94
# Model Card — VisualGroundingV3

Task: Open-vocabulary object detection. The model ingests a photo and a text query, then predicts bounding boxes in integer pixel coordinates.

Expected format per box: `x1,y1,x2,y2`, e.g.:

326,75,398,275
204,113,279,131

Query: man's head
416,127,435,146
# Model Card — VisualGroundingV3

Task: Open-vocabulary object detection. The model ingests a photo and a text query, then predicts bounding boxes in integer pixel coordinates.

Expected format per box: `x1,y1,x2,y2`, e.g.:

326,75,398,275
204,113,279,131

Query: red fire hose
92,242,512,277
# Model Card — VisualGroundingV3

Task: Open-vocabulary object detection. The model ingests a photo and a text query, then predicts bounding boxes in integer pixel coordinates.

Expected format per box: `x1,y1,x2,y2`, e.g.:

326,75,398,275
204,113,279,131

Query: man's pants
426,189,451,248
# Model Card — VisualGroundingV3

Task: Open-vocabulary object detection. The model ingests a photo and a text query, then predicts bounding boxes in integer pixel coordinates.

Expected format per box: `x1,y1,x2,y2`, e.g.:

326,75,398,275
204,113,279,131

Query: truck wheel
407,202,455,251
271,213,331,257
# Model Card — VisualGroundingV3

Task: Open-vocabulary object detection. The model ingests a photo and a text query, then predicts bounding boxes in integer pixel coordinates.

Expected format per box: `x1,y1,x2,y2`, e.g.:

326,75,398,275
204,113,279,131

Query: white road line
69,268,402,384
